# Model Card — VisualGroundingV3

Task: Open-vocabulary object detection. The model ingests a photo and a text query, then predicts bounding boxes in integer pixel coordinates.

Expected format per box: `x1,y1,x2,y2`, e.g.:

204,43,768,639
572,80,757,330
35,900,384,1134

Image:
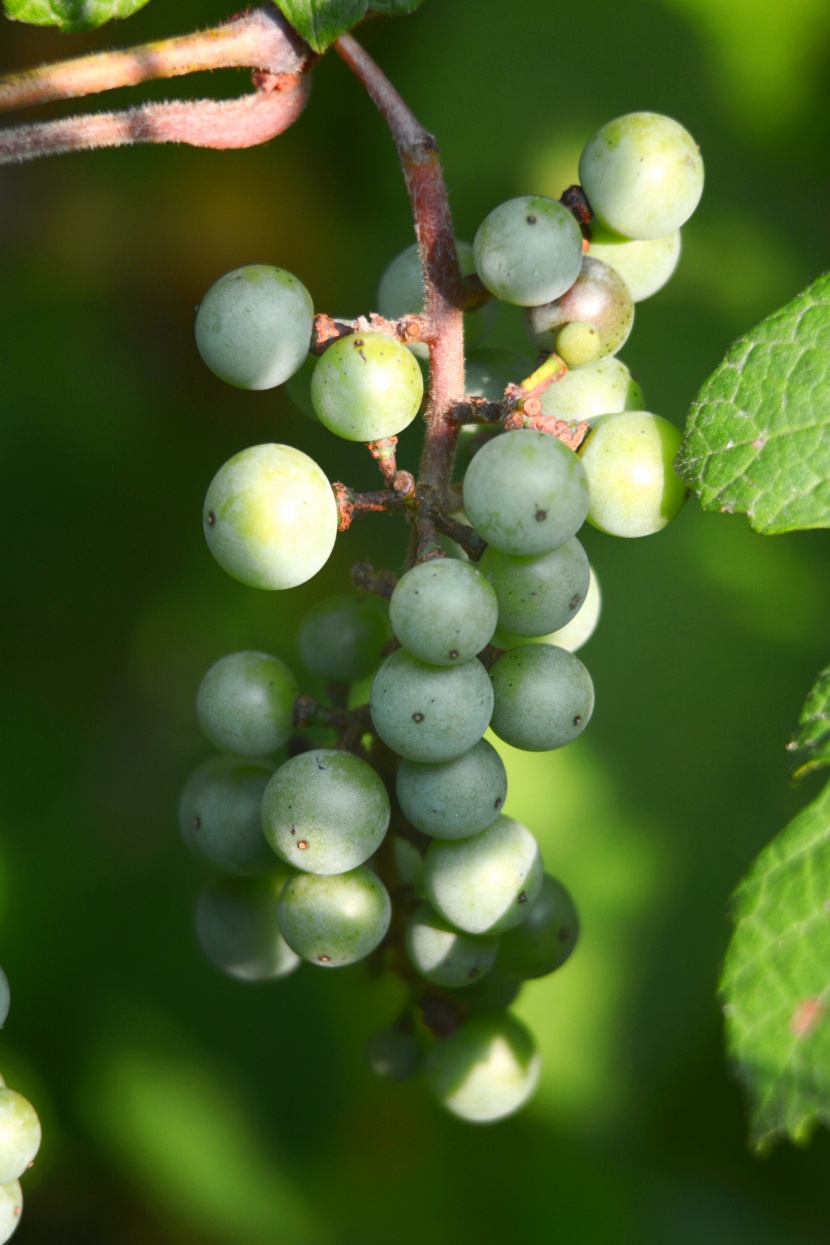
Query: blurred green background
1,0,830,1240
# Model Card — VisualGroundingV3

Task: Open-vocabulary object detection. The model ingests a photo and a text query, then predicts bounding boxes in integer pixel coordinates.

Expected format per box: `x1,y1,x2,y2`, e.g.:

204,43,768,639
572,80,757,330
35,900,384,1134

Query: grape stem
292,695,372,753
311,312,426,352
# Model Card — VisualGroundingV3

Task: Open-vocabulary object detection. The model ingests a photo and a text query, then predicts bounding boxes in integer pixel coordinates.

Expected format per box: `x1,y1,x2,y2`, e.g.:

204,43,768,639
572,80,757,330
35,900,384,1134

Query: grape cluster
182,110,701,1123
0,970,41,1243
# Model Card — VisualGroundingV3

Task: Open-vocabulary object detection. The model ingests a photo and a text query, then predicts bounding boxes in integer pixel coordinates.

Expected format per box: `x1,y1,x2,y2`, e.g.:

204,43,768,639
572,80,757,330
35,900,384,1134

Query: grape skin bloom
311,332,424,442
588,224,681,302
406,903,500,988
396,738,508,840
196,650,298,757
178,756,274,877
578,410,688,537
277,868,392,968
480,537,590,638
203,444,338,590
390,559,498,666
489,644,594,752
473,195,584,306
195,873,301,982
425,1013,541,1123
538,357,643,427
195,265,314,390
370,650,494,763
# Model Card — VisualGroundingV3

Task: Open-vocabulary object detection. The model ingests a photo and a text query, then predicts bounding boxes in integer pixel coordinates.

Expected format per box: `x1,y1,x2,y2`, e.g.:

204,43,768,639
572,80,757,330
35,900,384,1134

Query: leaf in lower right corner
789,666,830,781
3,0,151,31
721,780,830,1151
676,271,830,533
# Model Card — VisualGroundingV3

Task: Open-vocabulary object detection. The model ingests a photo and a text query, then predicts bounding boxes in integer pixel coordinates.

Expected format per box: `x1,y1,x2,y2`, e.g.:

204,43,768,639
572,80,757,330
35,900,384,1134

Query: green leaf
788,666,830,781
274,0,368,53
721,779,830,1151
2,0,151,32
369,0,426,13
677,271,830,533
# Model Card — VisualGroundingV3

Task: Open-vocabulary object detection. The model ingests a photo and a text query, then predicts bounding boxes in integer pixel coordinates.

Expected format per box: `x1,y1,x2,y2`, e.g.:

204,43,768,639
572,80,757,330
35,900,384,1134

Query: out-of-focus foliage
2,0,150,32
789,667,830,780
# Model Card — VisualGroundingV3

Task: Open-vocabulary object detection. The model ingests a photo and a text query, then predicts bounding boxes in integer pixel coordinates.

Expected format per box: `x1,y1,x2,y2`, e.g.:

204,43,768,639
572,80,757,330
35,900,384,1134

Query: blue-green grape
391,835,425,893
495,565,601,654
480,537,589,637
396,738,507,840
498,873,579,979
277,867,391,967
389,559,498,666
473,195,583,307
524,256,634,366
489,645,594,752
311,333,423,442
452,967,522,1014
284,354,318,421
538,357,643,427
377,240,496,355
204,444,337,590
178,756,274,876
0,970,7,1029
0,1091,40,1185
365,1027,421,1080
0,1180,21,1245
260,749,389,876
425,1012,541,1122
195,873,300,982
370,650,494,763
424,814,543,935
298,595,390,685
588,224,681,302
406,903,499,988
196,651,297,756
195,265,313,390
462,429,589,557
578,411,688,537
579,112,704,240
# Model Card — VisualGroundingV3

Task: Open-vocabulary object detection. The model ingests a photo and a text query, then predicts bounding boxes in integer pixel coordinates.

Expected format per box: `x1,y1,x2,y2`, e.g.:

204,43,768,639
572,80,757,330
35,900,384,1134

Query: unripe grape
489,644,594,751
277,867,391,967
578,411,688,536
0,1180,21,1245
311,333,423,441
524,256,634,366
392,834,425,893
465,349,534,402
195,265,313,390
425,1013,541,1122
453,968,522,1014
203,444,337,590
0,1090,40,1185
298,596,390,685
473,195,583,306
406,903,499,988
424,814,544,935
365,1027,421,1080
261,749,390,876
462,429,589,557
538,357,643,427
480,537,590,637
495,565,602,654
588,224,681,302
377,240,496,355
579,112,704,240
195,873,300,982
389,559,498,666
498,873,579,978
370,650,494,764
0,970,7,1029
196,651,297,756
178,756,274,876
396,738,507,840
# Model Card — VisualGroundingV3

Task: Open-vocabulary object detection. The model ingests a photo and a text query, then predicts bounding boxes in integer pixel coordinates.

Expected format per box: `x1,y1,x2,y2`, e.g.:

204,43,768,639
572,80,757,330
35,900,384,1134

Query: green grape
196,651,298,757
195,265,313,390
195,873,300,982
365,1027,421,1080
396,738,507,840
298,595,390,685
377,240,496,355
465,349,534,402
490,644,594,751
406,903,500,988
310,333,424,442
425,1012,541,1123
0,970,7,1029
524,256,634,366
203,443,337,590
462,429,589,557
370,650,494,764
495,565,601,654
261,748,390,875
498,873,579,979
473,195,583,307
579,112,704,240
277,867,391,967
452,967,522,1014
391,835,425,893
0,1180,21,1245
283,353,318,421
588,224,681,302
578,411,688,536
389,559,498,666
424,814,543,935
538,357,643,427
480,537,589,637
0,1090,40,1185
178,756,274,876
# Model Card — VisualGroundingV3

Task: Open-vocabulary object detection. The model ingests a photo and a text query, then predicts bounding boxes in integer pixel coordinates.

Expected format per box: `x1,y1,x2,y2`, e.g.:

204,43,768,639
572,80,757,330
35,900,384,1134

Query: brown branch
332,481,415,533
351,561,399,599
311,311,426,353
